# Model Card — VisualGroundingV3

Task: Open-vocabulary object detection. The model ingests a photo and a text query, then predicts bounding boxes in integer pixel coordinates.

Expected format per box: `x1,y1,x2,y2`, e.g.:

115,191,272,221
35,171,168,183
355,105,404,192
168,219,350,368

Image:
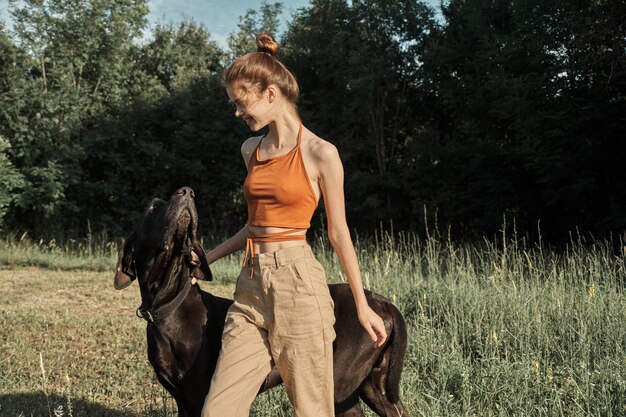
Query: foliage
0,136,25,229
0,0,624,242
73,20,244,236
417,0,626,239
227,1,284,58
1,0,149,234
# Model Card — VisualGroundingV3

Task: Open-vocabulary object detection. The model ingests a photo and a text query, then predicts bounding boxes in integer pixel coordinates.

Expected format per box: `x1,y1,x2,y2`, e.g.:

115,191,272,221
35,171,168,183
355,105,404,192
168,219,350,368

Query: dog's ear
114,234,136,290
190,240,212,281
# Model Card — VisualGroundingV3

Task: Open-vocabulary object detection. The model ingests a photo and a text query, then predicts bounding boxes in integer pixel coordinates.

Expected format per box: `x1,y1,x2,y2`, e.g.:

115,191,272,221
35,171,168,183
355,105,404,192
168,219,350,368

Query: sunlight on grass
1,230,624,416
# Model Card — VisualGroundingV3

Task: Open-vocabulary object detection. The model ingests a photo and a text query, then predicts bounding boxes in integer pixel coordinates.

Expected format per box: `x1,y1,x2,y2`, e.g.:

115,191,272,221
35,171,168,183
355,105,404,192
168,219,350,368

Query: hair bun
256,33,280,56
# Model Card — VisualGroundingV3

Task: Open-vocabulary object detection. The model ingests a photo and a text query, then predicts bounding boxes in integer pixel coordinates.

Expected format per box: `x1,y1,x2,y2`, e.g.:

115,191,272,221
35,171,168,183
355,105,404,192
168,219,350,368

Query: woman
200,33,387,417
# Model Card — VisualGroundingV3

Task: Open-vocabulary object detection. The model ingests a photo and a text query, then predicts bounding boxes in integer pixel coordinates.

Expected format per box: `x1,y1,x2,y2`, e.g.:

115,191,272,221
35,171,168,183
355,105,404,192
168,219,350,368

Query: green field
1,232,624,416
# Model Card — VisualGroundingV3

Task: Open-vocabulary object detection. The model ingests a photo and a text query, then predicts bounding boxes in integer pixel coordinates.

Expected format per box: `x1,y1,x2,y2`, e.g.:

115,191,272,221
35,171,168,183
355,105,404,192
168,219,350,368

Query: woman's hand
357,305,388,348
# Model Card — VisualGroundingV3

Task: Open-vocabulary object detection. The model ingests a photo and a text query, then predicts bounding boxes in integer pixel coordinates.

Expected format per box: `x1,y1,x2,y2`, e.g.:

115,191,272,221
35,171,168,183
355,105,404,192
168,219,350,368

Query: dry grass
0,268,234,417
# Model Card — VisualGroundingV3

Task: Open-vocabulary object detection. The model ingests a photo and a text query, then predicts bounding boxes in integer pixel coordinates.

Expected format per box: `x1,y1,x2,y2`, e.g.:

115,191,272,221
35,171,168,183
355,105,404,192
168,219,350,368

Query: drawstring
243,229,307,278
243,237,255,278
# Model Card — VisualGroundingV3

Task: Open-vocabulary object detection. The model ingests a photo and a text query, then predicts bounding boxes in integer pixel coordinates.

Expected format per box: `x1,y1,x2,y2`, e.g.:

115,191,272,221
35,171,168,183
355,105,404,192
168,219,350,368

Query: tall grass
0,229,624,416
0,229,117,271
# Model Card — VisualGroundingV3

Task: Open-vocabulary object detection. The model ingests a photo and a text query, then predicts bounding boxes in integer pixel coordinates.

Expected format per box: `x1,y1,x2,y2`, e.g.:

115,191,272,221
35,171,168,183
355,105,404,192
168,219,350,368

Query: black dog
114,187,410,417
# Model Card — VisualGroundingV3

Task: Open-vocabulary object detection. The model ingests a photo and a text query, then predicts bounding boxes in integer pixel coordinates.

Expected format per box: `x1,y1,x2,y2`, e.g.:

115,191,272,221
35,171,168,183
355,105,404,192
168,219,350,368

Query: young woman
200,33,387,417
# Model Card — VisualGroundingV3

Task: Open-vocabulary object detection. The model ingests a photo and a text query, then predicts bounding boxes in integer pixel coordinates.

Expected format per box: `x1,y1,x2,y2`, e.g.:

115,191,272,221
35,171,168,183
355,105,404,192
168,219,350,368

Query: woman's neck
266,110,301,149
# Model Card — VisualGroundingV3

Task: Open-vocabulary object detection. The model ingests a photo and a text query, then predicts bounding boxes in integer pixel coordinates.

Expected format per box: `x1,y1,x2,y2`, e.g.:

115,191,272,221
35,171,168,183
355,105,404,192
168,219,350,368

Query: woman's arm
191,225,248,285
204,224,249,264
316,142,388,347
192,139,257,268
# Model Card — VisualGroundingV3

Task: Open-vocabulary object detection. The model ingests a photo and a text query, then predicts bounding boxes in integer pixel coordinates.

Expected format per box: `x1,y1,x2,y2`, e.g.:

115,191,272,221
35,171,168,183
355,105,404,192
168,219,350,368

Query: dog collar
136,276,193,323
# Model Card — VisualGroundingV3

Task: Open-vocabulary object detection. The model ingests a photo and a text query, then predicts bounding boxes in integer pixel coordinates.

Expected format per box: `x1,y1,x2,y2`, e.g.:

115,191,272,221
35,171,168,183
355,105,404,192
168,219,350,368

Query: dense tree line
0,0,624,242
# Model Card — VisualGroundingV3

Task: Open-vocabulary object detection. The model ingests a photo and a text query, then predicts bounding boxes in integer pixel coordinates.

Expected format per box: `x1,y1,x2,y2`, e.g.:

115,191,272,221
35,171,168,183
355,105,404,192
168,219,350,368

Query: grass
0,230,624,416
0,231,117,271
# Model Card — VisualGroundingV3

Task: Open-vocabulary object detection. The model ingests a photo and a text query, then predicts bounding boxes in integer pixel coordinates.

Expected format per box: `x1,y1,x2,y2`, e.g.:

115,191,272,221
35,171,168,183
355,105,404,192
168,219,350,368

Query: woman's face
226,83,273,132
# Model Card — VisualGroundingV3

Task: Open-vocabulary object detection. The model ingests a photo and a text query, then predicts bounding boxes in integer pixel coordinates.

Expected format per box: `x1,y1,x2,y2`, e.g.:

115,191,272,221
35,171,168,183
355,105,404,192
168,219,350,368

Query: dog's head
114,186,212,291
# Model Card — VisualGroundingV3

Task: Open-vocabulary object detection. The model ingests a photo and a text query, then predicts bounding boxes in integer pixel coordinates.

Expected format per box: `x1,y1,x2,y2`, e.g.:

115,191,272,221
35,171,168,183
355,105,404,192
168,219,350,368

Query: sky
1,0,442,47
146,0,312,46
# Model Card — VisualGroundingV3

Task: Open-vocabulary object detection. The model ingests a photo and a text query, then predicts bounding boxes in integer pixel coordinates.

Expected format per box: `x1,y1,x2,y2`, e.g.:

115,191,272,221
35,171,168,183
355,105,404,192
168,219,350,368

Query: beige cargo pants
201,245,336,417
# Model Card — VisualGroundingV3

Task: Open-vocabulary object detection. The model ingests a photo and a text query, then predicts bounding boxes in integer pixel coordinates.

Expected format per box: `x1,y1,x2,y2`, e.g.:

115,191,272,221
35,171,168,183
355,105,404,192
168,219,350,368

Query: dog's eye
147,198,162,212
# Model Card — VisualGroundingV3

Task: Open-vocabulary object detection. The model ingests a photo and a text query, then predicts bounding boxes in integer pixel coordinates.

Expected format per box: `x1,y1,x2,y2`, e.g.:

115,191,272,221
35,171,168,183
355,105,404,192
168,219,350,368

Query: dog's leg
359,351,410,417
175,399,187,417
335,401,366,417
360,381,410,417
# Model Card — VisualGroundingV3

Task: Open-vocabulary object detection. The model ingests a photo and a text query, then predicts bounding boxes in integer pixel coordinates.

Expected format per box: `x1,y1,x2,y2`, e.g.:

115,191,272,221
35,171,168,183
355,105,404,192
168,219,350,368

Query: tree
0,135,25,230
227,1,284,58
1,0,149,234
74,20,243,236
140,21,225,91
419,0,626,239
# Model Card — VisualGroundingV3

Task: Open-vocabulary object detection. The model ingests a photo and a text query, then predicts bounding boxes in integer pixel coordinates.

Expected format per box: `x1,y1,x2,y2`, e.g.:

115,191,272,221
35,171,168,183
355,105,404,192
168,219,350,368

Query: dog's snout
176,187,195,199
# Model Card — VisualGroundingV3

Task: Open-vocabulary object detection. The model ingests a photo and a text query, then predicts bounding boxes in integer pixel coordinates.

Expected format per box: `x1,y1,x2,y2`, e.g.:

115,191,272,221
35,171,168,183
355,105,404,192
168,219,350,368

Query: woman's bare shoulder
241,135,264,165
241,135,264,153
305,134,340,164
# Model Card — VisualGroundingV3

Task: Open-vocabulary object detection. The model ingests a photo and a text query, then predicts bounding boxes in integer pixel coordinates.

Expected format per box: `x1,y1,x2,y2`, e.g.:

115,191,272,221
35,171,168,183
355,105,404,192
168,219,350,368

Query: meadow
0,229,624,416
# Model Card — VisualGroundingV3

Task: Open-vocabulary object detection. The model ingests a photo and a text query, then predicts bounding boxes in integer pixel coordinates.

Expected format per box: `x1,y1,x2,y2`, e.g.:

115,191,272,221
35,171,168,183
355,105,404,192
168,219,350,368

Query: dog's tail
385,305,408,403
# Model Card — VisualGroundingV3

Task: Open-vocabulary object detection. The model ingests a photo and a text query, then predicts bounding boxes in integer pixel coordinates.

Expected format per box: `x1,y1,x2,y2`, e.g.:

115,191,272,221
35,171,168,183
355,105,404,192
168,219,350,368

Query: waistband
254,244,314,269
243,228,309,278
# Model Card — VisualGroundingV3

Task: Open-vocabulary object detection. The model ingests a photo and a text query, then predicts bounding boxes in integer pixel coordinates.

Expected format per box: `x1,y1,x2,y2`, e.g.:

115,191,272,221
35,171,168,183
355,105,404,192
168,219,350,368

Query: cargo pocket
272,261,320,339
292,258,315,296
232,267,250,302
298,258,336,343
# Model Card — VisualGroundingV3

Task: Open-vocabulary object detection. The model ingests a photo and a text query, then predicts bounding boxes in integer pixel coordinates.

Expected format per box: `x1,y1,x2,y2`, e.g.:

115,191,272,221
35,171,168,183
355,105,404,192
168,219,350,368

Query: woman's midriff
248,225,307,254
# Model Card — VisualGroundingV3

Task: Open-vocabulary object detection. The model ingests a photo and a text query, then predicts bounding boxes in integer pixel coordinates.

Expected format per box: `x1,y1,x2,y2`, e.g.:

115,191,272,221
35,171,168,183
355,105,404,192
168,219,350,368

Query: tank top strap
256,134,267,150
296,122,303,147
249,134,266,167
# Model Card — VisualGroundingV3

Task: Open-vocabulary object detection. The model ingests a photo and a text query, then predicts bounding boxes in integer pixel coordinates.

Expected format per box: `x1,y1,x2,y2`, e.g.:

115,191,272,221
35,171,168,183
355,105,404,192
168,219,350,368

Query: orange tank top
243,122,317,229
241,123,318,276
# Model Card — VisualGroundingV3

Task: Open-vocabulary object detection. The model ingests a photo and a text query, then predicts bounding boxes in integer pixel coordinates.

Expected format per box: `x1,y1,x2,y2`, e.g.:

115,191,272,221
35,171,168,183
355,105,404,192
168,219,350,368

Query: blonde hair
222,33,299,104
